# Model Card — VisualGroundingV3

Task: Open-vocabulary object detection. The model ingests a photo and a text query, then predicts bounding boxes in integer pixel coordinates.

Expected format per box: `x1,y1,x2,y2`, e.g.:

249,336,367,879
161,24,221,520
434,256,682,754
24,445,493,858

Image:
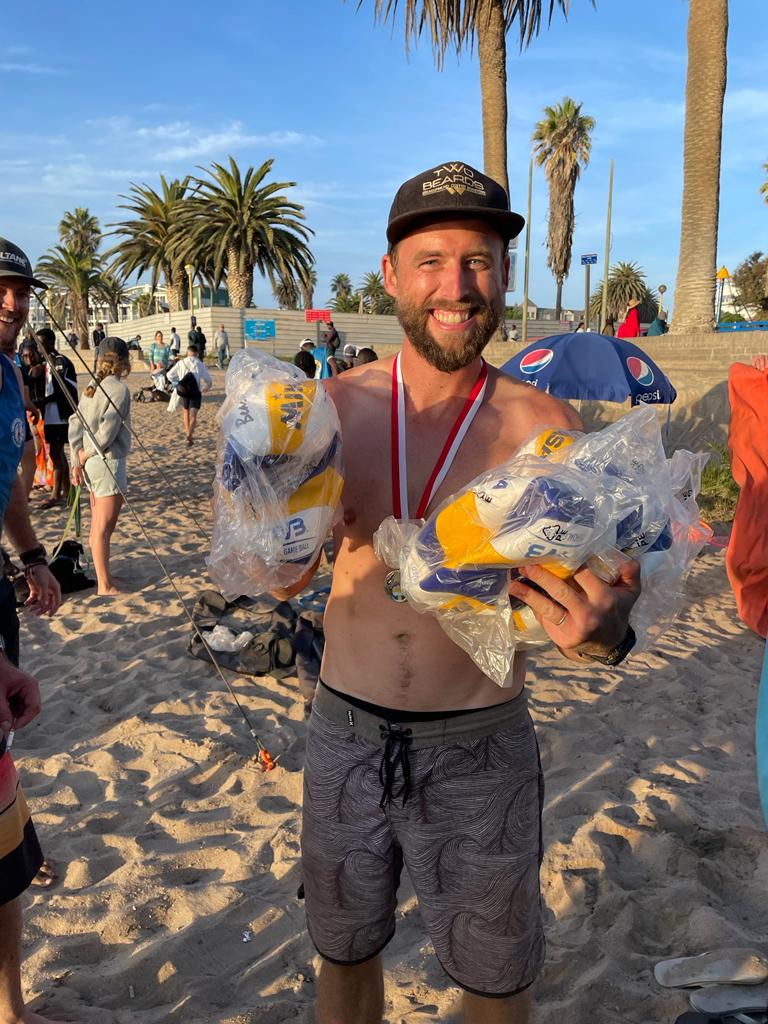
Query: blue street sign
244,318,276,340
580,253,598,265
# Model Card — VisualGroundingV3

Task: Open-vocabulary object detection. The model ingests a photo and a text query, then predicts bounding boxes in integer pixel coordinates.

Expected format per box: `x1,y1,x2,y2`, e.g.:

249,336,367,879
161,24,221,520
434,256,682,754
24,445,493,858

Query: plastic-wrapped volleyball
208,350,344,597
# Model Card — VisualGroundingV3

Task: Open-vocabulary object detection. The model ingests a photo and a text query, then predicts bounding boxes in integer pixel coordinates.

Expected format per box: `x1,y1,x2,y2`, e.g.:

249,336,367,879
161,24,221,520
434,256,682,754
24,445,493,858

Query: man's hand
24,564,61,617
0,659,42,733
71,463,85,486
508,555,641,658
751,354,768,373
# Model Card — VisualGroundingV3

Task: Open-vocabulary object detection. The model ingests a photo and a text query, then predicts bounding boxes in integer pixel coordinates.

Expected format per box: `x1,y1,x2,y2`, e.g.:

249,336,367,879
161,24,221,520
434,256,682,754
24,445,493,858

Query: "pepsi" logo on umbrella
519,348,554,374
627,356,654,387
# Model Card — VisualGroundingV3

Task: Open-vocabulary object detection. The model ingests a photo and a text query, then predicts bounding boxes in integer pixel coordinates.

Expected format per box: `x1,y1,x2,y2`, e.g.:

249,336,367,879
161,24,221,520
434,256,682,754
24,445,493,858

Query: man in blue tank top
0,237,63,1024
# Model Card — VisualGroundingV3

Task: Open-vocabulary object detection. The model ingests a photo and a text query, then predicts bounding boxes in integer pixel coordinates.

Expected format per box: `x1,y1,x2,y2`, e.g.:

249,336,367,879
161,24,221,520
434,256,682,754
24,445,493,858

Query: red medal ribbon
391,352,488,520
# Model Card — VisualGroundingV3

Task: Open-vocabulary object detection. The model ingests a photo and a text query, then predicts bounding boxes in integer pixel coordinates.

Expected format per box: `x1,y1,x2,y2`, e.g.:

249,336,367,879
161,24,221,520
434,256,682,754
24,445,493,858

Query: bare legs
316,957,531,1024
181,407,199,446
317,957,384,1024
46,441,69,503
0,898,64,1024
464,988,531,1024
88,491,124,595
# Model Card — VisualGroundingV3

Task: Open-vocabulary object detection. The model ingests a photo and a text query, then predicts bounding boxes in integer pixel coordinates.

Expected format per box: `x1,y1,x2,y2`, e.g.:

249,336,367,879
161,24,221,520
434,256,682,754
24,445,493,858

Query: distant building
521,299,578,322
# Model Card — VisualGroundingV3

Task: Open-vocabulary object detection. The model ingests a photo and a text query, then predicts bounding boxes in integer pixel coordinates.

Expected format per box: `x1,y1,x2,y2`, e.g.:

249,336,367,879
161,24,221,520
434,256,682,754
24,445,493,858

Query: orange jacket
726,362,768,637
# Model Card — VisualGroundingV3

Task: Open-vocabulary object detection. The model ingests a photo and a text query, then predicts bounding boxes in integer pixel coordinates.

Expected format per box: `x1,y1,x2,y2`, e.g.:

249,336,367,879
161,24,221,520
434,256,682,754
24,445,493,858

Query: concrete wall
109,306,768,451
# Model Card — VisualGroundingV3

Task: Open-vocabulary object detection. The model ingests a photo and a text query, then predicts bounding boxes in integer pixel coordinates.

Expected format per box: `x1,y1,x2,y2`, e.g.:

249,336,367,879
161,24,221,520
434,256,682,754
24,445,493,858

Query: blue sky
1,0,766,314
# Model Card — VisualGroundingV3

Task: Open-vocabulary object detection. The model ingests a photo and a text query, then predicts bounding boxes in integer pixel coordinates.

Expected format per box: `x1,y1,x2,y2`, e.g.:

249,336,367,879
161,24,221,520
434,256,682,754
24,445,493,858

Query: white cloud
153,122,322,161
0,62,63,74
724,87,768,122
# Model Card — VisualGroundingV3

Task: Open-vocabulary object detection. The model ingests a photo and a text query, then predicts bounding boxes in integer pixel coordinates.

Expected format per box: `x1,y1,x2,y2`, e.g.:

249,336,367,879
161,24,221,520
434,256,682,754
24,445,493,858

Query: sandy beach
12,367,766,1024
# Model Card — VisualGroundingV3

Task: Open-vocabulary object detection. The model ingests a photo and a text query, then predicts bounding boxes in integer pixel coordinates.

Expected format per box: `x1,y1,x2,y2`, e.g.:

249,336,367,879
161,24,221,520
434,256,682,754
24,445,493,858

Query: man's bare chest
337,402,531,539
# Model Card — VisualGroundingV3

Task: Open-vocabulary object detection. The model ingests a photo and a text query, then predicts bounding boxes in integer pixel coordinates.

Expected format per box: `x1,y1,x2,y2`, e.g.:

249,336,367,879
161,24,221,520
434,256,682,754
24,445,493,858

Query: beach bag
48,540,95,594
175,370,200,399
188,589,297,678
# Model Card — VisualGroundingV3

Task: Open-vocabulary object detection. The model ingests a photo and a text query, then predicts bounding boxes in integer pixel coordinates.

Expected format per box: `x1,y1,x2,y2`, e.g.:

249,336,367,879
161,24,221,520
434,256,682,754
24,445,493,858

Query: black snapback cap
387,162,525,246
0,238,46,289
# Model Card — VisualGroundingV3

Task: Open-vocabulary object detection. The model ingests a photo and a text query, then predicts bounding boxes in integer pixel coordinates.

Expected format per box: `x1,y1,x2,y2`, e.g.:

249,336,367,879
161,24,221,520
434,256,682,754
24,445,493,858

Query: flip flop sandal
690,983,768,1016
39,497,62,510
656,950,768,988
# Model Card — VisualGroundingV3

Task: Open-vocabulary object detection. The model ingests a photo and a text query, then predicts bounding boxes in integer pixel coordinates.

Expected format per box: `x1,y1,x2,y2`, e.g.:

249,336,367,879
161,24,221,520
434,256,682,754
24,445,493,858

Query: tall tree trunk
227,248,254,308
555,279,563,321
477,0,508,198
670,0,728,335
75,293,90,351
166,265,186,313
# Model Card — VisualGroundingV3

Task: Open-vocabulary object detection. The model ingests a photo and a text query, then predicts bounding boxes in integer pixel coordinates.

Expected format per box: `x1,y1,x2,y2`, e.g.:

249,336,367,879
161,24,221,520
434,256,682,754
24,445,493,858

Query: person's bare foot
96,584,120,596
30,860,57,889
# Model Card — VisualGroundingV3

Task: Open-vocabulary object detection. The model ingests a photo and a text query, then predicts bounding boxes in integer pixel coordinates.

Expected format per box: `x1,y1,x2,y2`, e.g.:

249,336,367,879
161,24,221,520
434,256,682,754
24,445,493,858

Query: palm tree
94,268,130,323
36,245,103,350
330,273,354,306
273,275,301,309
59,207,101,257
532,97,595,319
133,291,156,318
182,156,314,309
670,0,728,334
107,176,190,313
299,266,317,309
357,0,573,194
330,291,361,314
358,270,387,313
588,261,658,324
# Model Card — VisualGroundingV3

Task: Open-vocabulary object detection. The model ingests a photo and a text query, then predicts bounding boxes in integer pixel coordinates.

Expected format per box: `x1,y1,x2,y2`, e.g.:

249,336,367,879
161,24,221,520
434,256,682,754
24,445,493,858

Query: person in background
508,322,519,342
646,310,668,336
0,235,63,1024
167,342,212,446
17,341,44,496
36,327,77,510
194,325,207,362
69,337,132,596
324,320,340,354
92,321,105,370
170,325,182,357
601,317,616,336
355,347,378,365
214,323,230,369
66,324,78,349
148,330,170,373
294,350,317,378
574,320,586,333
616,298,641,339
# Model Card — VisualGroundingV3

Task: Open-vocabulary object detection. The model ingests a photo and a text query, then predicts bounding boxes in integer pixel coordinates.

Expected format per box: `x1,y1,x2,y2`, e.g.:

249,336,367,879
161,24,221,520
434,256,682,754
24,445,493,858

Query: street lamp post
185,264,195,324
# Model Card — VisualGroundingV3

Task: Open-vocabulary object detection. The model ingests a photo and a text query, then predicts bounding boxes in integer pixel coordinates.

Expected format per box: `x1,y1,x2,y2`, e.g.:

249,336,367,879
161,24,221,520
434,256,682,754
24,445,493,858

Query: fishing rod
27,334,277,771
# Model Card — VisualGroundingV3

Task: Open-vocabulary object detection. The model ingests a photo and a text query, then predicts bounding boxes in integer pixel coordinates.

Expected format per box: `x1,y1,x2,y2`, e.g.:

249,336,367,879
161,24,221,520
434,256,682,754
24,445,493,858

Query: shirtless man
280,163,640,1024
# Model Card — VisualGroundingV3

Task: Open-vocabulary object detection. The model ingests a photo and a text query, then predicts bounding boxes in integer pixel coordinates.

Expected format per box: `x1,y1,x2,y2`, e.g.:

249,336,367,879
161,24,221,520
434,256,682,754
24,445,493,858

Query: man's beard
396,295,503,373
0,319,21,355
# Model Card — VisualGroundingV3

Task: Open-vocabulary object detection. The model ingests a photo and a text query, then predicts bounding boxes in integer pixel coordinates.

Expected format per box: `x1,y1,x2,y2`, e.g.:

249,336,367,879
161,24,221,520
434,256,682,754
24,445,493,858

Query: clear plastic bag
208,350,344,598
374,405,709,684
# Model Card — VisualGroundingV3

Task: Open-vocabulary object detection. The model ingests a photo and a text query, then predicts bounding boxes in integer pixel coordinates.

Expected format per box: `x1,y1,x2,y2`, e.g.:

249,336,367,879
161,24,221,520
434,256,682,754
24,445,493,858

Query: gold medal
384,569,407,602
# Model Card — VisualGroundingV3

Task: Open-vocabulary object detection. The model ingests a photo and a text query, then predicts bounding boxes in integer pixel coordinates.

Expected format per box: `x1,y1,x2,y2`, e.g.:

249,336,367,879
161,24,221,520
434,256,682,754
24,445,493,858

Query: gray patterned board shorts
301,682,545,998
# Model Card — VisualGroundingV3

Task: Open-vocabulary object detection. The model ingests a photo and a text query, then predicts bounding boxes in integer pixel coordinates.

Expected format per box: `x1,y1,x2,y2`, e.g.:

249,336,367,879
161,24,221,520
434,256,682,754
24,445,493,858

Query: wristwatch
579,626,636,666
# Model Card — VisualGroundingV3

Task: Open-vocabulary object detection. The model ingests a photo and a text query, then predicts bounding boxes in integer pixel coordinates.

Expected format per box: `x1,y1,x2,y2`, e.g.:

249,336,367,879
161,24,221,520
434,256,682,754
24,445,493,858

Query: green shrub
699,443,740,523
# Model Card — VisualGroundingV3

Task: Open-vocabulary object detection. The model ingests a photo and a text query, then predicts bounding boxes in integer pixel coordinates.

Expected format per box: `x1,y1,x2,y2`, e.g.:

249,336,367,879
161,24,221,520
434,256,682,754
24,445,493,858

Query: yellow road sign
716,266,730,279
